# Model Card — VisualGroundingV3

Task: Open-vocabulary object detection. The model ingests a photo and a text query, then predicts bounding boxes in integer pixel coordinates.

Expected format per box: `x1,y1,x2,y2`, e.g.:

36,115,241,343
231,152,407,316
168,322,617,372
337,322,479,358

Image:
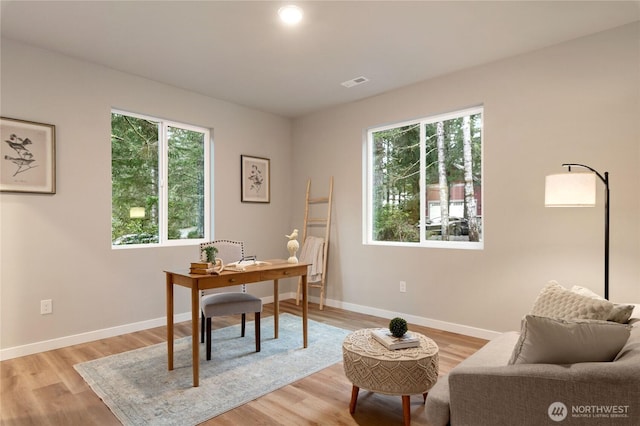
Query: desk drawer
220,271,261,285
198,272,263,290
261,265,306,280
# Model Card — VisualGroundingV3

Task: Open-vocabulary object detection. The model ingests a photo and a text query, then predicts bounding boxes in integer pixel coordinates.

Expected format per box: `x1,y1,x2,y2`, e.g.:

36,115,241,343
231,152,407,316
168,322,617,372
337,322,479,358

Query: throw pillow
509,315,631,364
530,281,614,320
571,285,635,324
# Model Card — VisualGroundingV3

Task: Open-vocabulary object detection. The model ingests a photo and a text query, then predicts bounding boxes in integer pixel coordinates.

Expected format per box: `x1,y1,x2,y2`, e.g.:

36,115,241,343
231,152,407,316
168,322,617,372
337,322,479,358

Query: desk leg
166,273,174,371
302,274,308,348
191,285,200,387
273,279,279,339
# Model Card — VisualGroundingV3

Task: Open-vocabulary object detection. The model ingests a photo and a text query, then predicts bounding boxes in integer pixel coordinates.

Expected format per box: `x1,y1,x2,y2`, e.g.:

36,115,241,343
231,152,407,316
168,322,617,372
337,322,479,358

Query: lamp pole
562,163,609,300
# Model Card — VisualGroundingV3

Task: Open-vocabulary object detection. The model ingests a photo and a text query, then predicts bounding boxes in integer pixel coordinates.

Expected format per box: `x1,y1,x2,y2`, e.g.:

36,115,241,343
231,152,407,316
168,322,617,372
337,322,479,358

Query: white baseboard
264,292,500,340
320,297,501,341
0,292,499,360
0,312,192,361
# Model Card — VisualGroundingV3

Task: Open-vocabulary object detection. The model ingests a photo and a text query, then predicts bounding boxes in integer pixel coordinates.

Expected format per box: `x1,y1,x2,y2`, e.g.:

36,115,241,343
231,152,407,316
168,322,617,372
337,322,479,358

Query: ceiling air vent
341,76,369,88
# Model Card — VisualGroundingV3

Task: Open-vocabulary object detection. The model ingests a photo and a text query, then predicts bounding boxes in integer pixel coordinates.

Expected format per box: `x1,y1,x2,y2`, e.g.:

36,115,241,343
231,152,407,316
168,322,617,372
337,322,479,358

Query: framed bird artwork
241,155,270,203
1,117,56,194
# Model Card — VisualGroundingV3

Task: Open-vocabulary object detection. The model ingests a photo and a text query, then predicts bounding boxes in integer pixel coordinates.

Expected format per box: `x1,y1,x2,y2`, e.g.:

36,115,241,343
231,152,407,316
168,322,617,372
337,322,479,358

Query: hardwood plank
0,300,487,426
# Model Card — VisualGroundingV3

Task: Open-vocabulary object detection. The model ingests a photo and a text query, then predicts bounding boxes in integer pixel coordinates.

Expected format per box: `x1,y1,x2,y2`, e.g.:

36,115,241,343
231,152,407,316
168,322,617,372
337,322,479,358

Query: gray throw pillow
509,315,631,365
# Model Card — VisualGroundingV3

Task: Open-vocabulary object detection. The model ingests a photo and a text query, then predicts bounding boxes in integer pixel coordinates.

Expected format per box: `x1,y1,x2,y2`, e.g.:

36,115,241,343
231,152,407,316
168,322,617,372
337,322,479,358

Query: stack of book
189,262,220,275
371,328,420,350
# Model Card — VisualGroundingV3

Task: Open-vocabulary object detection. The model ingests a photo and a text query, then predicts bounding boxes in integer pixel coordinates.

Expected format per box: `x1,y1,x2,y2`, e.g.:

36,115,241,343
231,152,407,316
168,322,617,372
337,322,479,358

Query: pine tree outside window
365,106,483,249
111,110,210,247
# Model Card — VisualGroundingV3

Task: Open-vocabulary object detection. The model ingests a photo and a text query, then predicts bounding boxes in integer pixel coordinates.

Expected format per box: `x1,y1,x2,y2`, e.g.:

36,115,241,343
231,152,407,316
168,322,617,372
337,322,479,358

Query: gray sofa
425,318,640,426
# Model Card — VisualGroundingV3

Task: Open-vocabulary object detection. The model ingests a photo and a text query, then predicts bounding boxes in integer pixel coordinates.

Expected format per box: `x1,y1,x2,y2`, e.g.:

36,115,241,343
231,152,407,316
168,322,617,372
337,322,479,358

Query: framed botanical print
1,117,56,194
241,155,270,203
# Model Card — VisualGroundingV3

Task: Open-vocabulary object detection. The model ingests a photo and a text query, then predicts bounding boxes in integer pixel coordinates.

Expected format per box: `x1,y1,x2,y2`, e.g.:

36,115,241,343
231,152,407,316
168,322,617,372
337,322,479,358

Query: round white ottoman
342,328,439,425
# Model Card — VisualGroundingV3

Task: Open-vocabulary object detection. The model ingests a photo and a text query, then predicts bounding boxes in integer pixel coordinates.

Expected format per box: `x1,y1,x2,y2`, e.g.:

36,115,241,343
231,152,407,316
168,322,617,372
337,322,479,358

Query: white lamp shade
545,173,596,207
129,207,146,218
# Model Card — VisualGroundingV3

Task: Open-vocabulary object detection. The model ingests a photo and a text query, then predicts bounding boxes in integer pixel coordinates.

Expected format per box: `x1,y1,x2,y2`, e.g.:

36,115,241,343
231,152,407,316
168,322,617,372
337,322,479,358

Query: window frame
111,109,211,249
364,106,484,250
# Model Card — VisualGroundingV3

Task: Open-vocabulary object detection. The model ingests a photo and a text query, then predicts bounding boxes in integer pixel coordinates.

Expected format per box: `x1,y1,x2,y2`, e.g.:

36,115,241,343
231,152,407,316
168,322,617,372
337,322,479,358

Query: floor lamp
544,163,610,300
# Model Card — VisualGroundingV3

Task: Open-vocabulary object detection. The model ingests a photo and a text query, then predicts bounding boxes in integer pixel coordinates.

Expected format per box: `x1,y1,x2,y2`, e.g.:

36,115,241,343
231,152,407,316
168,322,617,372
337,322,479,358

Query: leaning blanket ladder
296,177,333,310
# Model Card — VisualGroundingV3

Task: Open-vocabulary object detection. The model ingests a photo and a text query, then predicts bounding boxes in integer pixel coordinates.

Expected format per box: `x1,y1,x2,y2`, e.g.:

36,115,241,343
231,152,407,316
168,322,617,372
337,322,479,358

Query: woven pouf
342,328,439,426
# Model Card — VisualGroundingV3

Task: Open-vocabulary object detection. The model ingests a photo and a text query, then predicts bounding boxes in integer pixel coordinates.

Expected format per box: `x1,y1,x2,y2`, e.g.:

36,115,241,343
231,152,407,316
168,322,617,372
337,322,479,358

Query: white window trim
363,106,484,250
111,109,211,249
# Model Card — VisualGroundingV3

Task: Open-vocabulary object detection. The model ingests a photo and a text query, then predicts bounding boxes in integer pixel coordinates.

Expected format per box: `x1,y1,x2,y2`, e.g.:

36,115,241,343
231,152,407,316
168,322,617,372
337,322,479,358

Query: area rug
74,313,350,426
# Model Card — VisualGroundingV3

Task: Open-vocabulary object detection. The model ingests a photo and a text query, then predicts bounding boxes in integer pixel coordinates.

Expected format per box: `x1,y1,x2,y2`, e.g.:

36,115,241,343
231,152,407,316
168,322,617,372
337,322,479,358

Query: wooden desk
165,259,308,387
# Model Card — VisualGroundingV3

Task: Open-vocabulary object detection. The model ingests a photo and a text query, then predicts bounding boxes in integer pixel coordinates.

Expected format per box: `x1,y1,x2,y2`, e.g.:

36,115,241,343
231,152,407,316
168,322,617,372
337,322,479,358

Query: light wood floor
1,300,487,426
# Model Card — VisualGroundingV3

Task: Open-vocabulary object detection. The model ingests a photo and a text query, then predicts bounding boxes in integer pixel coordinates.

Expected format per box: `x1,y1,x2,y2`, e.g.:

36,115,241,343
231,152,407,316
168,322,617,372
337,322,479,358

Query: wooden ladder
296,177,333,310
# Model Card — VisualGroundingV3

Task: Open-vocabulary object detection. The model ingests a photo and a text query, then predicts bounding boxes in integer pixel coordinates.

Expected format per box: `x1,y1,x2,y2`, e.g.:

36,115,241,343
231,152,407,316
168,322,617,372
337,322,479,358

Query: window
111,110,210,247
365,106,483,248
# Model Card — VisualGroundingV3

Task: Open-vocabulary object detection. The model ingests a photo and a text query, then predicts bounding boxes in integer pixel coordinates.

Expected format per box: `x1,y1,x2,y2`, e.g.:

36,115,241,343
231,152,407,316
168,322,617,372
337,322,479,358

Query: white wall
0,39,293,354
291,23,640,333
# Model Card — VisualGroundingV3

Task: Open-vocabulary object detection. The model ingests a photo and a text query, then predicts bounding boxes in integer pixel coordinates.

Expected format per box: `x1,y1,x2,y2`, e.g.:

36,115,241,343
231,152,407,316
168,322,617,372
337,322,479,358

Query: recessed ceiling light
278,5,303,25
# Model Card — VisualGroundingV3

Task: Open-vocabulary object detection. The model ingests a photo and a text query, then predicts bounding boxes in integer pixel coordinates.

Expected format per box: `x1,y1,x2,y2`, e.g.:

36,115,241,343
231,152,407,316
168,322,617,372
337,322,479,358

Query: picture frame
241,155,270,203
1,117,56,194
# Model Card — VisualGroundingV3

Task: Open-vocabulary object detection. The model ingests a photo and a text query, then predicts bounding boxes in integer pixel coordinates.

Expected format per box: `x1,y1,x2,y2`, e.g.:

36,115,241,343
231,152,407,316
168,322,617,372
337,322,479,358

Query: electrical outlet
40,299,52,315
399,281,407,293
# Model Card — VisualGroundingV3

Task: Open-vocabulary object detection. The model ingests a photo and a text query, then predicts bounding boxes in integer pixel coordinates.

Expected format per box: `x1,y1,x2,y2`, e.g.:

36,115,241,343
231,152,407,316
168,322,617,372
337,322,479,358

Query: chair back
200,240,245,295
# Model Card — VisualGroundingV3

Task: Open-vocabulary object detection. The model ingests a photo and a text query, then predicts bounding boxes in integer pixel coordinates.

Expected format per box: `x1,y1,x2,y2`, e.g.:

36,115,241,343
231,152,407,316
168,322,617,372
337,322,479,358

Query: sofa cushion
509,315,631,364
530,281,614,320
570,285,635,323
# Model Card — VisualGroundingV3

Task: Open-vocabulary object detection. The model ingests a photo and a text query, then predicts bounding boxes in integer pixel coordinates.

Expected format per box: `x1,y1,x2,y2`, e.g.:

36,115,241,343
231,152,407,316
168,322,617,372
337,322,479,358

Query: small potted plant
389,317,408,338
202,246,218,262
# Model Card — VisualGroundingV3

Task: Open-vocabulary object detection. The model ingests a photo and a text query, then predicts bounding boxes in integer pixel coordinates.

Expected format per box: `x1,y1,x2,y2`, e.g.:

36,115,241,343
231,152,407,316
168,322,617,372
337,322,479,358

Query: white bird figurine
286,229,298,240
286,229,299,263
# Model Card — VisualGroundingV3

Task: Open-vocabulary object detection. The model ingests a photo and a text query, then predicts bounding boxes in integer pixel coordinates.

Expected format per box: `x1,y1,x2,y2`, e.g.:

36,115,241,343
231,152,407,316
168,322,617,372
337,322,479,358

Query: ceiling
1,1,639,118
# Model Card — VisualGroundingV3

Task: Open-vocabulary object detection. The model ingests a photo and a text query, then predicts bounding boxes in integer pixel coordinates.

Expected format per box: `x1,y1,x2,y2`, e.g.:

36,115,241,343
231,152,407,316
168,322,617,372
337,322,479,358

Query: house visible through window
365,106,483,248
111,110,210,247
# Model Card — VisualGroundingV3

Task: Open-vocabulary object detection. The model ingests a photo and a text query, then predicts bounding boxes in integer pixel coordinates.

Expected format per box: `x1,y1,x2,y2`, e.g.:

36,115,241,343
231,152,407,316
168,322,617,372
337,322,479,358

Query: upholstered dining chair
199,240,262,360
